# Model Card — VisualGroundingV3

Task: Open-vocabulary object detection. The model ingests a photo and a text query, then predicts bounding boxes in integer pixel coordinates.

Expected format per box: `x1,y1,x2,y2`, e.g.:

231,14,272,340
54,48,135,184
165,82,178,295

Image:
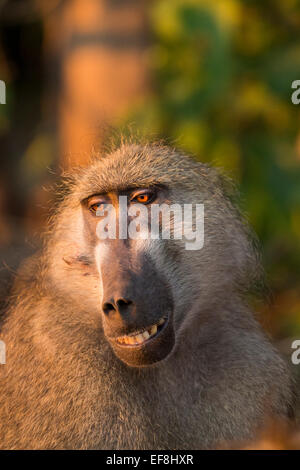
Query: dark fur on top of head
0,141,294,449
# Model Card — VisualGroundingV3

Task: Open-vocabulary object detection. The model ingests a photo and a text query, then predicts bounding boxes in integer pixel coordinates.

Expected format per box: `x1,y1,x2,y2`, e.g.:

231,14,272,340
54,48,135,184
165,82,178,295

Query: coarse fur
0,142,294,449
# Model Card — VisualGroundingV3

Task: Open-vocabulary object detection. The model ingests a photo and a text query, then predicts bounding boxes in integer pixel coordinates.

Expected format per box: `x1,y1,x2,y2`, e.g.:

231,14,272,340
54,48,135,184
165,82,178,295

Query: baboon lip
108,312,175,367
114,316,167,347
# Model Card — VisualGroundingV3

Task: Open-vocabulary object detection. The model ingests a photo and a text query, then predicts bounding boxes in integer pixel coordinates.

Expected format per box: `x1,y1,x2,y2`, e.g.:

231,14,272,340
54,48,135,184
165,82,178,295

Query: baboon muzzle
100,244,175,367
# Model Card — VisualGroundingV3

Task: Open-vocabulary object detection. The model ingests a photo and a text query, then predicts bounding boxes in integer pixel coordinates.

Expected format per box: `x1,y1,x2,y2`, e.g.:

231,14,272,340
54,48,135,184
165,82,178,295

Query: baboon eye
88,201,106,215
131,190,155,205
136,194,149,203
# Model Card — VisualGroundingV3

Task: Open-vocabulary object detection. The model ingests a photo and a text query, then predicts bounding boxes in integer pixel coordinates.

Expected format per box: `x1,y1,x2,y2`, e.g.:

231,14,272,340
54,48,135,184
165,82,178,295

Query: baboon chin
110,312,175,367
0,142,294,450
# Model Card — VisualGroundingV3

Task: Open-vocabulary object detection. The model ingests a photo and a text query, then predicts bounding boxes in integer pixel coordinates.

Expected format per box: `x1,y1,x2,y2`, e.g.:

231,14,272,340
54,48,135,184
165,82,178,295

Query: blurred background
0,0,299,353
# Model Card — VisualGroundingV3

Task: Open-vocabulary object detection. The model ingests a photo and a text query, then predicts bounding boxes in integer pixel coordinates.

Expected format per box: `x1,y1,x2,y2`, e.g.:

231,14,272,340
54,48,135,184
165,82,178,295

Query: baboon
0,143,294,449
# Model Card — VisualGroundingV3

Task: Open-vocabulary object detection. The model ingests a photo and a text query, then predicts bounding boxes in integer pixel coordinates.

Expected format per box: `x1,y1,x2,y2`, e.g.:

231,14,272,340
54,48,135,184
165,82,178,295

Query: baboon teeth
116,317,166,345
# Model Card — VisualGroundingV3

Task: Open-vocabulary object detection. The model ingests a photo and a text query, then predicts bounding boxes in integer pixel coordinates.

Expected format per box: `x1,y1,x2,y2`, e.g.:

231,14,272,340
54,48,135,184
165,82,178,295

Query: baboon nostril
102,299,133,316
116,299,132,313
102,302,116,316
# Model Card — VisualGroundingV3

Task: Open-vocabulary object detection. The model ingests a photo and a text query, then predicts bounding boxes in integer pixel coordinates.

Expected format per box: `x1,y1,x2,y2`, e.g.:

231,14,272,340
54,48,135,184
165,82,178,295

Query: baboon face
57,144,254,367
81,186,176,367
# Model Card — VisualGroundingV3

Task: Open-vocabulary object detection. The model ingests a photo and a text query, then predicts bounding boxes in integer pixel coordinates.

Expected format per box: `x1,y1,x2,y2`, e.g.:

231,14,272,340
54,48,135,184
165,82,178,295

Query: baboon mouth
109,312,175,367
115,317,166,347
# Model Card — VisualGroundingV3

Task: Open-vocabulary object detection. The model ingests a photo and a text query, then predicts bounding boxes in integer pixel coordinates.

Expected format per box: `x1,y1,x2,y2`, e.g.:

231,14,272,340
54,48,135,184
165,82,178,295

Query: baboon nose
102,298,133,317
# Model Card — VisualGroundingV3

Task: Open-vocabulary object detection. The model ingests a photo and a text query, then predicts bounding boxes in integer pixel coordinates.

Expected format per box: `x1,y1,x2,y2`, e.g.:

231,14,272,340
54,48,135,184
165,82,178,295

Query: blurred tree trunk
45,0,150,168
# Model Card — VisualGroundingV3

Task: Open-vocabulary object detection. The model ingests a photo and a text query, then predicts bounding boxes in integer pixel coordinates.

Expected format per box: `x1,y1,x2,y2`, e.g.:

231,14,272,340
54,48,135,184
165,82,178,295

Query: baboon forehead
76,144,210,199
